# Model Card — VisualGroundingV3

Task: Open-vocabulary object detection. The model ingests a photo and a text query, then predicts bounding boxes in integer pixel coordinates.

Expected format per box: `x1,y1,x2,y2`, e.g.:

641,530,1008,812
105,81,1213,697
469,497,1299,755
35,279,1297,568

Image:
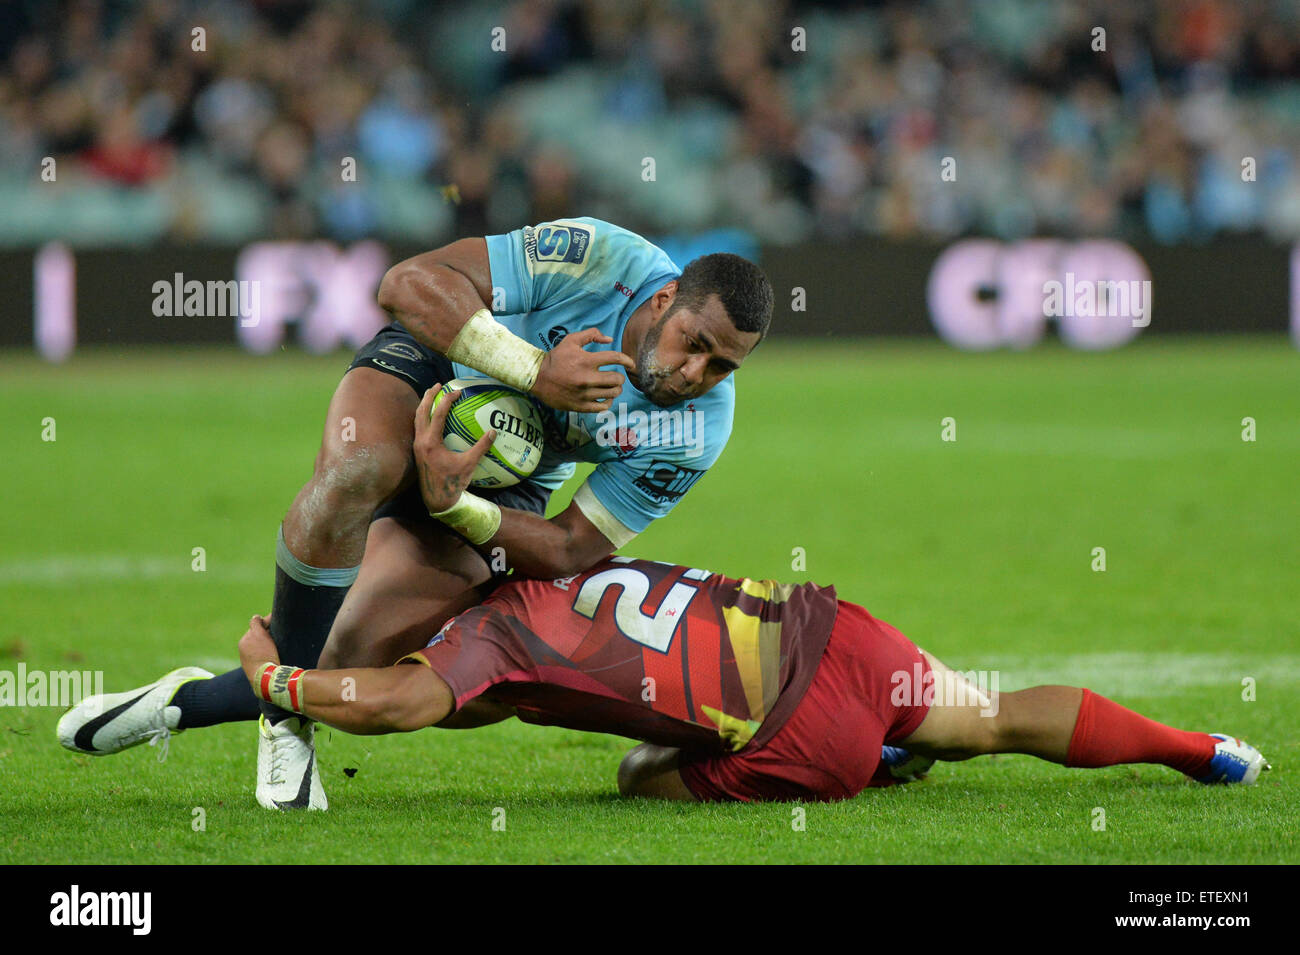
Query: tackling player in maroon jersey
237,556,1270,802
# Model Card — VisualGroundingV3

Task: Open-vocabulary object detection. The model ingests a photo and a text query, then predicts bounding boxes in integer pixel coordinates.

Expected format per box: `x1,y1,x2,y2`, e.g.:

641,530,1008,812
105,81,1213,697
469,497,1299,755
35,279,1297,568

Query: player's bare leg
318,514,494,671
284,367,423,567
897,651,1268,783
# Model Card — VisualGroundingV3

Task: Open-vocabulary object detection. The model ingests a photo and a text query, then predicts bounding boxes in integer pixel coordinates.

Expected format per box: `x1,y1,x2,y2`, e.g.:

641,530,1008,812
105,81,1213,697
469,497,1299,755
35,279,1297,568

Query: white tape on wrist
446,308,546,393
430,491,502,545
256,663,307,713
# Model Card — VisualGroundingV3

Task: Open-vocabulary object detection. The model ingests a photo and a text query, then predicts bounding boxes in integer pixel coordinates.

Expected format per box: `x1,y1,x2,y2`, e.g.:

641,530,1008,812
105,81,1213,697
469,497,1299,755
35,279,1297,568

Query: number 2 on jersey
571,566,702,653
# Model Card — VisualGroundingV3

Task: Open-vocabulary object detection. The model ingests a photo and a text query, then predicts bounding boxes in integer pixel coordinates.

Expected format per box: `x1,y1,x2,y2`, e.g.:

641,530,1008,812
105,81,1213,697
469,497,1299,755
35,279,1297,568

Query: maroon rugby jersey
406,557,838,753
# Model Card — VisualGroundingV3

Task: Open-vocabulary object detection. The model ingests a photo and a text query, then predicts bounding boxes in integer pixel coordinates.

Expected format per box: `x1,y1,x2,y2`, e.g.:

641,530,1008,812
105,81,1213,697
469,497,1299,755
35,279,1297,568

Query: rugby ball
437,377,546,489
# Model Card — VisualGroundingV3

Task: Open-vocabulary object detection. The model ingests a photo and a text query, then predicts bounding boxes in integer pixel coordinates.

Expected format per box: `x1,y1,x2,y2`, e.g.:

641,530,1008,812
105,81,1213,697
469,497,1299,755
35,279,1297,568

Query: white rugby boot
256,715,328,810
1196,734,1270,785
56,667,214,759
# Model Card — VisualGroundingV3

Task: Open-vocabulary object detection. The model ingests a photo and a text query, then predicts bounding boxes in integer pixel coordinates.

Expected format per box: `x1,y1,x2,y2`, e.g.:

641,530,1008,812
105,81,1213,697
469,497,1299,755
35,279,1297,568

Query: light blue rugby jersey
449,217,736,538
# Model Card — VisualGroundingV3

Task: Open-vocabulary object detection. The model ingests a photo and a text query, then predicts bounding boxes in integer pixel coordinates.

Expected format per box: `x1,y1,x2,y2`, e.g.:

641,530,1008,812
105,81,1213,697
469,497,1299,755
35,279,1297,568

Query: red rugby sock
1065,689,1217,777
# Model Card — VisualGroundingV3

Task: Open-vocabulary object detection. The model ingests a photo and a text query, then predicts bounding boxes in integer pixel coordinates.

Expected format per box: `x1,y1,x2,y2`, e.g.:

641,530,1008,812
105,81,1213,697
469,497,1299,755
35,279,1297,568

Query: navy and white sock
260,526,359,725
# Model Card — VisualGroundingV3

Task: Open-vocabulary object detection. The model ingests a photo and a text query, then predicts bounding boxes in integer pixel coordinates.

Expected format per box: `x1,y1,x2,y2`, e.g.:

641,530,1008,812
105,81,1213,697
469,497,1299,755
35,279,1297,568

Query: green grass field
1,337,1296,864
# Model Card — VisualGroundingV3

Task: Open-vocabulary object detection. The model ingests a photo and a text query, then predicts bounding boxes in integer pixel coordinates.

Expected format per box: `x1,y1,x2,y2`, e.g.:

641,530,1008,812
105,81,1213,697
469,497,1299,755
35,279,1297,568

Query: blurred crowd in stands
1,0,1297,247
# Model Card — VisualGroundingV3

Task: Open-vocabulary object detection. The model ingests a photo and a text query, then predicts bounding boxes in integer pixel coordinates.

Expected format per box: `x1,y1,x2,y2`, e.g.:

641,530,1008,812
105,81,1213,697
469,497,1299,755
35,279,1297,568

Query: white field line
0,555,265,585
876,421,1300,459
193,656,240,672
973,652,1300,696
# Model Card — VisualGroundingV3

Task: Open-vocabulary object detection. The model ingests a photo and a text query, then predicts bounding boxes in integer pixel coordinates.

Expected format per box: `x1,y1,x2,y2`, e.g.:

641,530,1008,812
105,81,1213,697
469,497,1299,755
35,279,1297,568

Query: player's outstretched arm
238,615,453,735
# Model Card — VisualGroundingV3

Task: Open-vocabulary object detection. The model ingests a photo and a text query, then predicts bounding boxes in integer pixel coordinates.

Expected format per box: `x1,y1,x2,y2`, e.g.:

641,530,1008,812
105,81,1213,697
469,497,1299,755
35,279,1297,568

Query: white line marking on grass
0,556,264,585
986,652,1300,696
877,420,1300,459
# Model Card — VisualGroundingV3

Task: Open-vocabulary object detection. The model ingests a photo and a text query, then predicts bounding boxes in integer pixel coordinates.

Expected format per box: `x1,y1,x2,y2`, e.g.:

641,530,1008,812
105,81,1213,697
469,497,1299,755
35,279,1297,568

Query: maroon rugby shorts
678,601,931,802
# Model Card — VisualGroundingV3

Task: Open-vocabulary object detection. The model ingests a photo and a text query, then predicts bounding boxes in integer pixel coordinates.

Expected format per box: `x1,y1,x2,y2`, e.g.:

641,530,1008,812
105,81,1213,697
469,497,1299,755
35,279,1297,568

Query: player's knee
290,445,409,544
617,745,652,797
906,704,1002,761
947,707,1003,757
617,744,683,798
315,440,408,507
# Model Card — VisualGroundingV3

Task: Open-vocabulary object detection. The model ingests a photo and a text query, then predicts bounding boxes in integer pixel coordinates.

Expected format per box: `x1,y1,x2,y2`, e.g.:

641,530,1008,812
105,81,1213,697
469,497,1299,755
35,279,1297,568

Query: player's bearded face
634,297,757,407
634,309,682,406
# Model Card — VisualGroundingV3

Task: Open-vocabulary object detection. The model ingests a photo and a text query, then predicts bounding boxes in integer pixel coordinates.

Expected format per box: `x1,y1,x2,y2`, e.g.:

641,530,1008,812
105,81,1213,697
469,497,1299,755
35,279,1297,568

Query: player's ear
654,280,679,315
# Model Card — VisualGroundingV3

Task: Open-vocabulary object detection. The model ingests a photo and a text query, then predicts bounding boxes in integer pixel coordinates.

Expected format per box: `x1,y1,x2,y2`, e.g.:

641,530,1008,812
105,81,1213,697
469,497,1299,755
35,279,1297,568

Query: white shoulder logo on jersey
522,220,596,276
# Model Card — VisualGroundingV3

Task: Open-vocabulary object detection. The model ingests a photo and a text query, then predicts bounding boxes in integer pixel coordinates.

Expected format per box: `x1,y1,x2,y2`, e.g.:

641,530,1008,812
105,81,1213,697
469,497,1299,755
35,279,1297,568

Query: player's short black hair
671,253,773,341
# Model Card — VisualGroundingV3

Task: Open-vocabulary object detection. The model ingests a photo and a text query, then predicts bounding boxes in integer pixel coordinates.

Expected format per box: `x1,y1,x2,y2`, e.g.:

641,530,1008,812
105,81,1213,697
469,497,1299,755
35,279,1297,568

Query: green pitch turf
1,337,1296,864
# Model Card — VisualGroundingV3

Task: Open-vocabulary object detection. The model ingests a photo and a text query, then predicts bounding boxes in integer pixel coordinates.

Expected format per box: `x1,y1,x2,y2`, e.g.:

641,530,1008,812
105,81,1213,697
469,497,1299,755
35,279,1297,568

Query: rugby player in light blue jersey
58,217,774,811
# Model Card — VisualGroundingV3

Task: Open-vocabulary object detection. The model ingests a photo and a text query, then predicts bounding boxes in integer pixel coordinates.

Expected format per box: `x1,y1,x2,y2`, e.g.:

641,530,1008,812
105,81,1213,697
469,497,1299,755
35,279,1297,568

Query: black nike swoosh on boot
73,690,153,753
274,752,315,810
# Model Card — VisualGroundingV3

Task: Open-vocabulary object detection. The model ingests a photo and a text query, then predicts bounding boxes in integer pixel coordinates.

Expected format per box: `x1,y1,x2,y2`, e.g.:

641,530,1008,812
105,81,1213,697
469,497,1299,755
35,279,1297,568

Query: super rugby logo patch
522,221,594,275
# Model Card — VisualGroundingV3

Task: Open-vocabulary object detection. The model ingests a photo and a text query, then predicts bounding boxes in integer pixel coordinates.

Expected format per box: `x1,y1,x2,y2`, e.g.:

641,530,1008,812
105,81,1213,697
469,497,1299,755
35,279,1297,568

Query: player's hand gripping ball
433,377,546,489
